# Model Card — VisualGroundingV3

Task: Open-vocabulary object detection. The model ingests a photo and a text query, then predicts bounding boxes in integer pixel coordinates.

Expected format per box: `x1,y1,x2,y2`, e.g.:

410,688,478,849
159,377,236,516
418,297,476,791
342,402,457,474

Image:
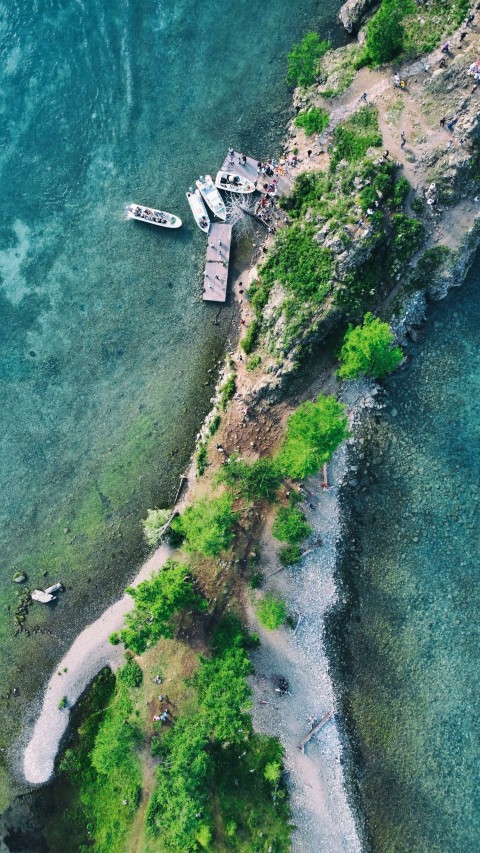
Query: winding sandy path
23,542,171,785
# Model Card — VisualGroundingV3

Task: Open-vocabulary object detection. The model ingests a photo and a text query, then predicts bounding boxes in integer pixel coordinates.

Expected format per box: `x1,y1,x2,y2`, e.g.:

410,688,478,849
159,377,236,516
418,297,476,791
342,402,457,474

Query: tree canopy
338,312,403,380
277,394,349,480
173,494,238,557
287,32,330,87
365,0,405,66
118,560,206,653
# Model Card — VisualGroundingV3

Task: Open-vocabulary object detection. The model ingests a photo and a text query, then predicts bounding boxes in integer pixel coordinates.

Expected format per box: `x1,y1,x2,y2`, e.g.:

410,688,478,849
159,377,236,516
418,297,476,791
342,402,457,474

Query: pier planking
203,223,232,302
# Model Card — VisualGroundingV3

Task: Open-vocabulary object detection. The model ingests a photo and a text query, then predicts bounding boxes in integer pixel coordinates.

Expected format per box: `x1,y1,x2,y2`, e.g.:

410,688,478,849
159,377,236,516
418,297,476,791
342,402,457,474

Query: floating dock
220,150,291,197
203,222,232,302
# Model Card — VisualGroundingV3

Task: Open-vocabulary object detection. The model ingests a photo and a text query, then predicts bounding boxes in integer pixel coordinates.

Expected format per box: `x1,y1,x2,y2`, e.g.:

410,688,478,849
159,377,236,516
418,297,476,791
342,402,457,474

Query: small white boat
196,174,227,220
186,188,210,233
126,203,182,229
215,170,256,194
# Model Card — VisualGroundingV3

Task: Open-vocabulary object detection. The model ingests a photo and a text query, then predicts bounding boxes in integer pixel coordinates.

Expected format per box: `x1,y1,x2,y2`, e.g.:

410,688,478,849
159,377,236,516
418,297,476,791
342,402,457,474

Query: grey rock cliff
339,0,379,34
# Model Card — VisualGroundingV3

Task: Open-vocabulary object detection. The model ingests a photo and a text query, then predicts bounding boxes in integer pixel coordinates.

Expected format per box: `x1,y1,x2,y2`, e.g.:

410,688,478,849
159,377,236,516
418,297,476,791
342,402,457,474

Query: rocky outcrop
339,0,379,34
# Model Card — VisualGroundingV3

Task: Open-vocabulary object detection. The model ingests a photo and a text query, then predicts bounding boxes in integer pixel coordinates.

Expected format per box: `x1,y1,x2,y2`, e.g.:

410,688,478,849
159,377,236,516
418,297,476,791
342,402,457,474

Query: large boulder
339,0,379,34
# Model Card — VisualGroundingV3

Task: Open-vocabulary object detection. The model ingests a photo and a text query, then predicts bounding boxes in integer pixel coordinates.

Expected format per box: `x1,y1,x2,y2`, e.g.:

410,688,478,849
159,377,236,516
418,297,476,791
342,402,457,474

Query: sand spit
23,542,172,785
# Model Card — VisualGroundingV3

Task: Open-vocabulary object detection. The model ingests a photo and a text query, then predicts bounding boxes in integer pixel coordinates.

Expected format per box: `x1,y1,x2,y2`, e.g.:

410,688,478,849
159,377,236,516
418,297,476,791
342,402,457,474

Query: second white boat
186,188,210,233
196,174,227,220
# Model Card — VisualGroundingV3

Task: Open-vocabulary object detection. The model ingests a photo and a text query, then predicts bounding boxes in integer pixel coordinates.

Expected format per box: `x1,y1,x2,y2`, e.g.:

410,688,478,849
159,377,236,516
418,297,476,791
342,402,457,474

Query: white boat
126,203,182,229
186,188,210,233
196,174,227,220
215,170,256,194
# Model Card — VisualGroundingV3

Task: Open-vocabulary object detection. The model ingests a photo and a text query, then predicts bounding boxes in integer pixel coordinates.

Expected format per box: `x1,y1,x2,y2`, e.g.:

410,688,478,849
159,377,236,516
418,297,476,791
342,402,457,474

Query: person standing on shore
400,131,406,148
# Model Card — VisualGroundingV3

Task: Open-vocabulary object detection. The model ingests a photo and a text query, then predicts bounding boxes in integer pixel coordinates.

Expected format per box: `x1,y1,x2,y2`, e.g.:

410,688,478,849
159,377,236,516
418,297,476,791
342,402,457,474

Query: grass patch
272,504,312,544
330,107,382,170
196,443,208,477
240,318,260,354
259,225,334,302
294,106,329,135
279,544,302,567
257,593,287,630
220,374,236,411
218,455,281,502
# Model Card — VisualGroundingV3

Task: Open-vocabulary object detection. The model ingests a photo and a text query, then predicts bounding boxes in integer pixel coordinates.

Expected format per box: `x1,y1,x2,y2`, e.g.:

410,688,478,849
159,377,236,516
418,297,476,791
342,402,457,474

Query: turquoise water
0,0,341,763
333,273,480,851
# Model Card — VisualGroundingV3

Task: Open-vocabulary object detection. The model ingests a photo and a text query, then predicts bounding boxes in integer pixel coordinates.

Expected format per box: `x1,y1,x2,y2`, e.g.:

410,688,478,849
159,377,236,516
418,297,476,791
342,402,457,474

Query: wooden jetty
203,222,232,303
221,150,291,197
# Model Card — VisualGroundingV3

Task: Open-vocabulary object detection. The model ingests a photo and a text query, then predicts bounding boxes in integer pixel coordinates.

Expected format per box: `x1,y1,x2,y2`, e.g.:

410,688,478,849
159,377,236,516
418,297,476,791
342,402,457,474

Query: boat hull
186,189,210,233
126,203,182,228
215,170,256,194
196,175,227,220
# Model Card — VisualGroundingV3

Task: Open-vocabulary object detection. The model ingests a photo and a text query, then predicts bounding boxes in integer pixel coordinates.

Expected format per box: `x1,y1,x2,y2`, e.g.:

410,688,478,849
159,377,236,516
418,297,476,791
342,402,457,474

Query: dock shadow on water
326,265,480,852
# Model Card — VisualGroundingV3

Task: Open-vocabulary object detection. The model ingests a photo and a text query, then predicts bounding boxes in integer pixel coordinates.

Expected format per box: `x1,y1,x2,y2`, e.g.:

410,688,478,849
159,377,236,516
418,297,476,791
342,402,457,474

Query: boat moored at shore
126,203,182,228
186,188,210,233
215,170,256,194
196,174,227,220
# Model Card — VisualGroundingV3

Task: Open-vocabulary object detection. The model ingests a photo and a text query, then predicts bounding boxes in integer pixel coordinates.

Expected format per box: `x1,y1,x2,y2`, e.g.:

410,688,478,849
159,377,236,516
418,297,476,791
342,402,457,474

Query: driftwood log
298,710,333,753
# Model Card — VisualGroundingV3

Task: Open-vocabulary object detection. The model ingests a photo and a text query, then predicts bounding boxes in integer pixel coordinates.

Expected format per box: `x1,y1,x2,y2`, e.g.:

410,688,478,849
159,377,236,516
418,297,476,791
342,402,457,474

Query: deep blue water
337,271,480,851
0,0,341,764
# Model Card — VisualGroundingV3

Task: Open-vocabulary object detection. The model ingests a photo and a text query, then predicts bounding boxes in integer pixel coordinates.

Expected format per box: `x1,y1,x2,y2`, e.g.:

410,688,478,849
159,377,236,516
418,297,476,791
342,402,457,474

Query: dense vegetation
272,503,312,545
287,32,330,87
330,106,382,169
256,593,287,631
146,618,292,851
278,394,349,480
218,455,281,501
172,494,238,557
294,106,329,136
112,560,207,654
338,313,404,380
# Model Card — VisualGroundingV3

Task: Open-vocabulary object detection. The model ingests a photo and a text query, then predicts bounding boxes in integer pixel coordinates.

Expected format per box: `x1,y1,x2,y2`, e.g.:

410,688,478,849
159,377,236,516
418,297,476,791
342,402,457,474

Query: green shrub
365,0,405,66
117,657,143,688
220,374,236,411
196,443,208,476
330,107,382,169
109,631,121,645
392,177,410,209
257,593,287,630
120,560,207,654
359,184,378,213
241,318,260,354
287,32,330,87
294,106,329,135
272,505,312,544
260,225,334,302
390,213,425,269
411,196,425,215
58,695,68,710
246,354,261,371
143,508,170,547
277,394,349,480
249,571,264,589
218,456,281,502
174,494,238,557
279,544,302,566
209,413,221,436
338,312,403,380
411,245,450,288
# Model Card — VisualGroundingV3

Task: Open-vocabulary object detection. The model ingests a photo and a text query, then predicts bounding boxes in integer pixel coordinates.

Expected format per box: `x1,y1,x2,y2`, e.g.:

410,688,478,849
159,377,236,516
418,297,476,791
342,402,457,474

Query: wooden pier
220,150,291,197
203,222,232,302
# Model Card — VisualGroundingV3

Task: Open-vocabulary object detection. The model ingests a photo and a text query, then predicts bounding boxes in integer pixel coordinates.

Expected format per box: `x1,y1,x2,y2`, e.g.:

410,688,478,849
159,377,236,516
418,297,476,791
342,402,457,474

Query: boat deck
220,150,291,197
203,223,232,302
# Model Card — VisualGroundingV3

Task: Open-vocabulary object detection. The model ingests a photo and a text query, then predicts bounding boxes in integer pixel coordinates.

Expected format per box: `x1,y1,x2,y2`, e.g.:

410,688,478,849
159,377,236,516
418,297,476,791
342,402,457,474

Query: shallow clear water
0,0,342,760
336,272,480,851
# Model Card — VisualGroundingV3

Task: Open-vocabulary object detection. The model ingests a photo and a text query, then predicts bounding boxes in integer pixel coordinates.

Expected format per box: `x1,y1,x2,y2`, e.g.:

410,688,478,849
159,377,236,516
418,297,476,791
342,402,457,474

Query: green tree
218,455,281,501
119,561,206,654
365,0,405,66
287,32,330,87
272,505,312,544
295,106,329,135
257,593,287,630
277,394,349,480
264,761,282,785
338,312,403,380
174,494,238,557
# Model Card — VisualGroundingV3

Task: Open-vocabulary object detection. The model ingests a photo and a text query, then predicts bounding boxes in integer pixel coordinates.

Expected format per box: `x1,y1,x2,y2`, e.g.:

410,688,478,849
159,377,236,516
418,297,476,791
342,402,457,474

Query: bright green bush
257,593,287,630
330,107,382,169
279,544,302,566
143,508,170,547
209,413,221,436
120,561,206,654
241,318,260,354
196,443,208,476
287,32,330,87
117,657,143,688
260,225,334,302
365,0,405,66
295,106,329,135
272,505,312,544
338,312,403,380
220,374,236,411
218,455,281,501
392,177,411,209
246,354,261,371
277,394,349,480
174,494,238,557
